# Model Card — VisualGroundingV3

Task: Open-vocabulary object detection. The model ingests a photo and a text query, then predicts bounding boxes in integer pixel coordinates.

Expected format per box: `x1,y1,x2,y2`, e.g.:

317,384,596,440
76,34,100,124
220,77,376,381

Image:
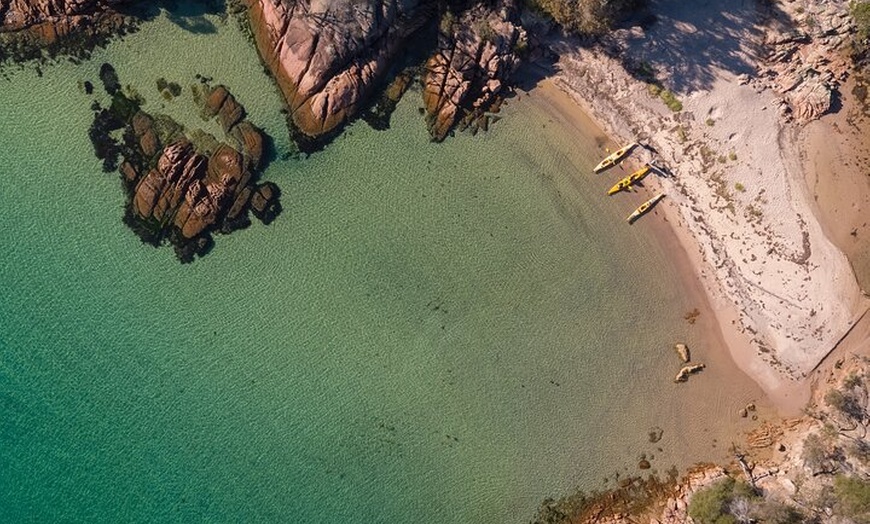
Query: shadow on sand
605,0,795,94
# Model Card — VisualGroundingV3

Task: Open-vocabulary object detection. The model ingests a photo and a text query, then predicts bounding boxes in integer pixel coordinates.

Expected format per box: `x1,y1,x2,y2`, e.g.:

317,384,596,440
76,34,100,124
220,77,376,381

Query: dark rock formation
423,0,525,141
1,0,127,35
244,0,434,141
0,0,134,62
88,71,280,263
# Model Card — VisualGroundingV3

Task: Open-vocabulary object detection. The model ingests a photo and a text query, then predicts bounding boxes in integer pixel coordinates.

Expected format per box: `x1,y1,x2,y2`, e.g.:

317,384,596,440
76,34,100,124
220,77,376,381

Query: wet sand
523,78,778,445
803,76,870,292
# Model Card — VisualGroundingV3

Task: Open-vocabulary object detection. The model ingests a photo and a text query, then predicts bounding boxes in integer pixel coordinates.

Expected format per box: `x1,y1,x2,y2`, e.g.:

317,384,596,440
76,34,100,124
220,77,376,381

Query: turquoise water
0,7,761,523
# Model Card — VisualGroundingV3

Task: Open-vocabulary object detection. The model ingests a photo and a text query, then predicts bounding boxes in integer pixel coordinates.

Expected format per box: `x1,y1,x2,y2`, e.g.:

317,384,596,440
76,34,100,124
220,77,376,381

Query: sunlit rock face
245,0,434,138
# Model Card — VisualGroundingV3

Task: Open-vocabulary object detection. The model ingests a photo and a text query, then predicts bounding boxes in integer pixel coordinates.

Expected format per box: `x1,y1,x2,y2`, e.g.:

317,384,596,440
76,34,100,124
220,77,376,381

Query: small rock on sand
675,343,690,363
675,364,706,383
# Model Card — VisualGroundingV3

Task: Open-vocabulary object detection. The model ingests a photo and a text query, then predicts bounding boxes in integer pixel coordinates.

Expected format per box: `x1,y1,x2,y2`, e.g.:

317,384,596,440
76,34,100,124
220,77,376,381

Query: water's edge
0,7,766,523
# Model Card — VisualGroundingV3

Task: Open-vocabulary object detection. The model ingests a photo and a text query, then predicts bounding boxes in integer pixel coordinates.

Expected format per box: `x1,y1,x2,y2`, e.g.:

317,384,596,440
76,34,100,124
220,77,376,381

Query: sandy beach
516,79,778,460
802,75,870,290
520,0,870,414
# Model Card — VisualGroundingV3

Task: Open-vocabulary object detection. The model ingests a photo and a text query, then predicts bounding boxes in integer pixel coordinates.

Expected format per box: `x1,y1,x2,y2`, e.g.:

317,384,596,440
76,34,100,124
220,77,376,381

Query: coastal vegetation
687,477,758,524
641,69,682,112
834,474,870,522
522,0,645,34
853,1,870,51
682,476,870,524
658,89,682,112
852,1,870,112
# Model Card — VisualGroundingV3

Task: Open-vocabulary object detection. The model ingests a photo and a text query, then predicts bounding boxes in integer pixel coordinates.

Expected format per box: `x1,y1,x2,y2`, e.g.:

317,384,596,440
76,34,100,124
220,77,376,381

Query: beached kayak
627,193,666,223
607,164,651,195
593,142,637,173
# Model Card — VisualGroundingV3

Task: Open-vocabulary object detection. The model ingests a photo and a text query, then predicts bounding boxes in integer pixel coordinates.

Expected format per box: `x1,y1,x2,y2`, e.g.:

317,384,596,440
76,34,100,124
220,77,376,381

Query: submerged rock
648,426,664,443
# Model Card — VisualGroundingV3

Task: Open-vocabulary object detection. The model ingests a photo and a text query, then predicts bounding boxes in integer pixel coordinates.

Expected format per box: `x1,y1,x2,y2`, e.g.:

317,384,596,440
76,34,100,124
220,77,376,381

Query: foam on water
0,6,759,523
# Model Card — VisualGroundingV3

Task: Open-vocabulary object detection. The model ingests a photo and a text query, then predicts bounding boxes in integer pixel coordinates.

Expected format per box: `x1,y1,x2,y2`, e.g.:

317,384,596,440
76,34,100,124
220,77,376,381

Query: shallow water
0,6,759,523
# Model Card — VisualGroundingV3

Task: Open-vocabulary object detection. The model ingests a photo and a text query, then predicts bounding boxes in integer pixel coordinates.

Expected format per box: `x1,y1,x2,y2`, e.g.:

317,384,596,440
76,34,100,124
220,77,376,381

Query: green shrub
439,10,456,34
801,433,829,474
688,478,758,524
660,89,683,112
523,0,642,35
852,1,870,44
844,373,864,389
475,19,495,42
706,118,715,126
635,61,657,82
834,475,870,522
826,388,866,421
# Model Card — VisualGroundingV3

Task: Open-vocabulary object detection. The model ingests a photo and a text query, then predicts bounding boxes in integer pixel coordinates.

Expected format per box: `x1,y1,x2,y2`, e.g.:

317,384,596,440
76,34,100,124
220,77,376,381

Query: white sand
530,0,869,409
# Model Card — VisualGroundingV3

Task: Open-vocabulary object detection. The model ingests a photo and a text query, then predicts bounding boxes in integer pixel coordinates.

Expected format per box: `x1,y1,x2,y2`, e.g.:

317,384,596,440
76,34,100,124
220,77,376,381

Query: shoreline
521,77,775,429
515,0,870,416
523,74,809,415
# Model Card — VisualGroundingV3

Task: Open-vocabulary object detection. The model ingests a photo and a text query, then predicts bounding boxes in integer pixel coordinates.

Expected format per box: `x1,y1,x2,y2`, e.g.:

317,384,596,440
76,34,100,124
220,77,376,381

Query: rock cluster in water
0,0,134,63
1,0,126,34
89,65,281,262
5,0,530,144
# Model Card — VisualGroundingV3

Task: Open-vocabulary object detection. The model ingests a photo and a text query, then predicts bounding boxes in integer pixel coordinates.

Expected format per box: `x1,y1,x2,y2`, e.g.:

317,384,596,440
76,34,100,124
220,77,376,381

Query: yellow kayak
607,165,651,195
593,142,637,173
627,193,666,223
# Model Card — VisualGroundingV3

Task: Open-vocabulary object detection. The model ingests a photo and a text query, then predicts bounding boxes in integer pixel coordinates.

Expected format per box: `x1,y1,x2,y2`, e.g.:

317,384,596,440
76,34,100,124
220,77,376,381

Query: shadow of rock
117,0,225,34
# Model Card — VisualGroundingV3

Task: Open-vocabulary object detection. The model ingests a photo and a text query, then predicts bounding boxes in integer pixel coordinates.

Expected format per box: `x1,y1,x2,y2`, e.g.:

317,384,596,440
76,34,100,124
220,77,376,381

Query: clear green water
0,6,758,523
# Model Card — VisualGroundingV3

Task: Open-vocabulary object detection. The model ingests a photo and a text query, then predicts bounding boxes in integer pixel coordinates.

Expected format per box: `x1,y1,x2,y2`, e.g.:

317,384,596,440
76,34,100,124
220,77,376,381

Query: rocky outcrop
243,0,530,143
422,0,525,141
1,0,125,33
88,69,280,262
0,0,132,60
244,0,434,141
532,464,729,524
756,1,855,123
